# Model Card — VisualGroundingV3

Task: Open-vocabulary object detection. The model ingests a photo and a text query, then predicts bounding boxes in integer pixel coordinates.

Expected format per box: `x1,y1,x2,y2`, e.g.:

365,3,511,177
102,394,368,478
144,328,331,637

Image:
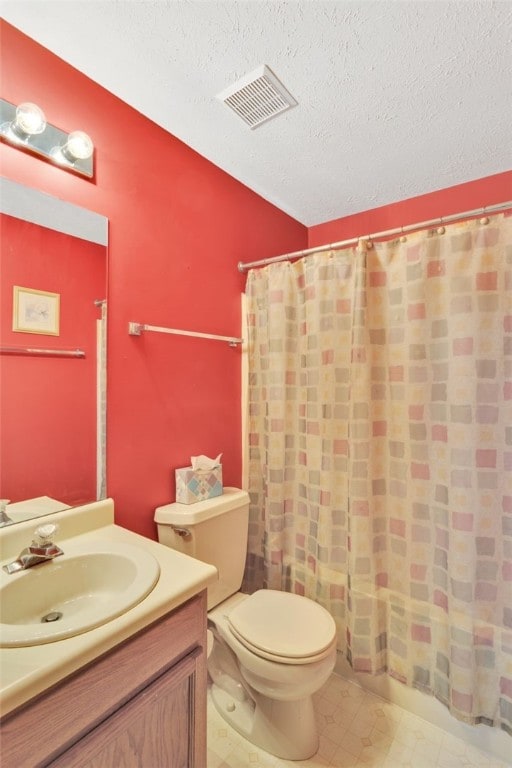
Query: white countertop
0,498,217,717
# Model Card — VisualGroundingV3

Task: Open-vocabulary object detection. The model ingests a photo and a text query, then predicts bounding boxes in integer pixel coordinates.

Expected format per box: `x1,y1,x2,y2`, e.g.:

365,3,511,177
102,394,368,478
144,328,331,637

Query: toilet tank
154,487,250,609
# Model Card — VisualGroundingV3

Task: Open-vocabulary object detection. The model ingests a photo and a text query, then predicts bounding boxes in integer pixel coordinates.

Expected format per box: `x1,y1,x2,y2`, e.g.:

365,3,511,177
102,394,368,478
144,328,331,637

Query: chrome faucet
3,523,63,574
0,499,13,528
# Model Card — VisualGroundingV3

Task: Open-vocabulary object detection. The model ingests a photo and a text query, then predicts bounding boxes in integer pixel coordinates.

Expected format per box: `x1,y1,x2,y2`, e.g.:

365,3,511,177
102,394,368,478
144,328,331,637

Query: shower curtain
244,213,512,732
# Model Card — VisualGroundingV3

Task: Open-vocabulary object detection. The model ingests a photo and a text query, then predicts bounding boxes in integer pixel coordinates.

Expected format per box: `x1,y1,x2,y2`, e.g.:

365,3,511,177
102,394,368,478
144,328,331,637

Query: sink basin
0,541,160,647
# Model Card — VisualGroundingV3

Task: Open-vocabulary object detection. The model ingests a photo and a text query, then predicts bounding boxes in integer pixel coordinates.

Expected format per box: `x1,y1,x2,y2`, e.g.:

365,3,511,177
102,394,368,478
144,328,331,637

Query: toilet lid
227,590,336,661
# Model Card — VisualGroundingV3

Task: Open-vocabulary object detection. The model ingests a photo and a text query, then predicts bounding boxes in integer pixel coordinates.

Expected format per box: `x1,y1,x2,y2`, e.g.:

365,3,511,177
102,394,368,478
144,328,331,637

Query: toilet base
210,682,319,761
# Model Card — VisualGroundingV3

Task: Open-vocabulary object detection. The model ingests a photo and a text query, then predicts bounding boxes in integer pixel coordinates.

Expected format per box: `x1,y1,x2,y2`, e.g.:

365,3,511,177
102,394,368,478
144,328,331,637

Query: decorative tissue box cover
175,465,223,504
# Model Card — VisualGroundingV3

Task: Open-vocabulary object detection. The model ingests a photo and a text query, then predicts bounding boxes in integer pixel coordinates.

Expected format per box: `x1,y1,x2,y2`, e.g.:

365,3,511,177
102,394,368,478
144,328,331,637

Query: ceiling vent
217,65,297,129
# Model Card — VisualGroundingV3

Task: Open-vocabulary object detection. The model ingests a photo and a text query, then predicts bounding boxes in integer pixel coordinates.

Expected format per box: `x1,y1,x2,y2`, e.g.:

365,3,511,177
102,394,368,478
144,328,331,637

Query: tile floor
207,674,511,768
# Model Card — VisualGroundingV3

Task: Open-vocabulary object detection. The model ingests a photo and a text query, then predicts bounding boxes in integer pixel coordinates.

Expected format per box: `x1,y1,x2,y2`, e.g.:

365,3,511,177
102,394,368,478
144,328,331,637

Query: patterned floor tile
207,674,507,768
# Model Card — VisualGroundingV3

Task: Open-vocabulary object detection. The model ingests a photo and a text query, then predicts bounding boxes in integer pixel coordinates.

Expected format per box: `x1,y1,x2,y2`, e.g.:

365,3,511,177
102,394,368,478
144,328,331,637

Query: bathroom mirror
0,178,108,524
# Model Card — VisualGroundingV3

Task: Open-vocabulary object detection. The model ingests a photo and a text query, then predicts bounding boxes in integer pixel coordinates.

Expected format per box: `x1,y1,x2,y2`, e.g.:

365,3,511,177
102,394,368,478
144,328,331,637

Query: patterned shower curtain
244,213,512,732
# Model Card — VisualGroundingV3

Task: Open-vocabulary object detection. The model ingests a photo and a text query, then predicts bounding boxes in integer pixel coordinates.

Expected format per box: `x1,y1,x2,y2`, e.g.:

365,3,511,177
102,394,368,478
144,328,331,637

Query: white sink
0,541,160,647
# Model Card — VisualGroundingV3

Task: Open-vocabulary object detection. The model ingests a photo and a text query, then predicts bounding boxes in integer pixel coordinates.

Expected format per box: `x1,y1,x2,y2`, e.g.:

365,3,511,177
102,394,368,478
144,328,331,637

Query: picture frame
12,286,60,336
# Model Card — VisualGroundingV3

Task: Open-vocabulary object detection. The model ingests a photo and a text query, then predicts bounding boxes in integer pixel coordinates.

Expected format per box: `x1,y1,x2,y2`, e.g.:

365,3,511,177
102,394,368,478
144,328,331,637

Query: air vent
217,65,297,129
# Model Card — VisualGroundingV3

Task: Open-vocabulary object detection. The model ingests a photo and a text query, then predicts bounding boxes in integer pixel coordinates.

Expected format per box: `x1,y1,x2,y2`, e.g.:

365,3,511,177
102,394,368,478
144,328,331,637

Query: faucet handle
0,499,13,527
33,523,59,546
29,523,62,558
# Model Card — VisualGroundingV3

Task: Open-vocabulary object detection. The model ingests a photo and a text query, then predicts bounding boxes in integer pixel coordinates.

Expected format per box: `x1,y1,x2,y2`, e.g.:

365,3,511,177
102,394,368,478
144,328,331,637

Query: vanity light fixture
0,98,94,179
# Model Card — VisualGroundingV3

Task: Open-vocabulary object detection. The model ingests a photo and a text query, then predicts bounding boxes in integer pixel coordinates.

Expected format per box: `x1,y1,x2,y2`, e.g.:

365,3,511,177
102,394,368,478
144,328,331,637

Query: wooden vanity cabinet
0,592,208,768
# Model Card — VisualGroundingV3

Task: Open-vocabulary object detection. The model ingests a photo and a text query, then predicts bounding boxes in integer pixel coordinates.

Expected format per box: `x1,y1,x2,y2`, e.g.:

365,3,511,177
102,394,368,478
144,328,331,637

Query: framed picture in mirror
12,285,60,335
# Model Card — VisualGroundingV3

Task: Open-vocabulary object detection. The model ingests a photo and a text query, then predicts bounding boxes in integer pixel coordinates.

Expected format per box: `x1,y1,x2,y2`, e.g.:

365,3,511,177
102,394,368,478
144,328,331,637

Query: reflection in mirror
0,178,108,524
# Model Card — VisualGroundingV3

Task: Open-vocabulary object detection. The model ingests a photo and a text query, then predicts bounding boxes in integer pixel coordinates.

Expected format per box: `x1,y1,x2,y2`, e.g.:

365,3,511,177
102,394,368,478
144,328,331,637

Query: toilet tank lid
154,487,249,525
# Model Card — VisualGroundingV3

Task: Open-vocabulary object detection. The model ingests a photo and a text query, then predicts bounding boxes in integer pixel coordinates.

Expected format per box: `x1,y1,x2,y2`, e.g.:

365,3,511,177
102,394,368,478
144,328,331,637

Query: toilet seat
226,590,336,665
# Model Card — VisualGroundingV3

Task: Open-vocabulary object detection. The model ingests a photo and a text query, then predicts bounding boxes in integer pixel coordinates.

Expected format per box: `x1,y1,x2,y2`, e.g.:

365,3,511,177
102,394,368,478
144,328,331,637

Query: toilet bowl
208,590,337,759
155,488,337,760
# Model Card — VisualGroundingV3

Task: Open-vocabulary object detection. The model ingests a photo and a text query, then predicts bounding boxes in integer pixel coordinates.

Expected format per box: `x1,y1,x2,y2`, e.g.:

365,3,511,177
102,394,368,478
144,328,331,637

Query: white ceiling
2,1,511,226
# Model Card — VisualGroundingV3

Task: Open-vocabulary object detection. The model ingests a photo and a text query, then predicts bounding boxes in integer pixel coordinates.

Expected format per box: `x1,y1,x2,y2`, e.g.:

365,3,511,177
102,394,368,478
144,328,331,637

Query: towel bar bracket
128,322,144,336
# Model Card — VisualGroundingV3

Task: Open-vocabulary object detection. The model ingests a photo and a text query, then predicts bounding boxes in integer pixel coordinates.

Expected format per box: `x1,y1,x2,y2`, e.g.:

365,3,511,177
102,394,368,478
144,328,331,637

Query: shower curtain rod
237,200,512,273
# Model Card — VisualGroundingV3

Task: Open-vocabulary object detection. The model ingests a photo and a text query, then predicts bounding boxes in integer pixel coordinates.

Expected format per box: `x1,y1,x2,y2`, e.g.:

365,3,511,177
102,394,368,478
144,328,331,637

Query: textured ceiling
1,1,511,226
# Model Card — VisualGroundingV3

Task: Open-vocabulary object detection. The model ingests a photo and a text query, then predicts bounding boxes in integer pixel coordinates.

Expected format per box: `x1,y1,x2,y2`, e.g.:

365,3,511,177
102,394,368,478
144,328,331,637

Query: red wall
0,214,105,505
0,20,307,538
309,171,512,246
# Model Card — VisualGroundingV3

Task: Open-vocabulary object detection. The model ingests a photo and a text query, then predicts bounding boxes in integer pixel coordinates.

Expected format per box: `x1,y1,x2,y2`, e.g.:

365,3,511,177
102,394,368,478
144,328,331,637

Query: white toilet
155,487,337,760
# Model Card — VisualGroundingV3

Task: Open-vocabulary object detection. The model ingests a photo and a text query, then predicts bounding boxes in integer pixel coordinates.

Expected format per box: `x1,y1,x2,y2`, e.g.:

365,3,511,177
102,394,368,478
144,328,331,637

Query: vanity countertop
0,498,217,717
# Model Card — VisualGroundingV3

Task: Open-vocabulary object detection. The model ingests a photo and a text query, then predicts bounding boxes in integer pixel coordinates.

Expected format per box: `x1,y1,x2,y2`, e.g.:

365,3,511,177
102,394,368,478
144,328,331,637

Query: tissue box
175,465,223,504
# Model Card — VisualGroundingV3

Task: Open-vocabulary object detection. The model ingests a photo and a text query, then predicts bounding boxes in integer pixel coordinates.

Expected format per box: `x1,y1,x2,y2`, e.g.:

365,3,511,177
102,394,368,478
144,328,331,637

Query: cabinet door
50,649,201,768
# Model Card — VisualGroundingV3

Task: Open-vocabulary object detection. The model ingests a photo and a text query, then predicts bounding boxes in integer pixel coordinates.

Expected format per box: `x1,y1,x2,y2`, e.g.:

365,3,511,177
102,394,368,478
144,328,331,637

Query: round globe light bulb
65,130,94,160
14,102,47,135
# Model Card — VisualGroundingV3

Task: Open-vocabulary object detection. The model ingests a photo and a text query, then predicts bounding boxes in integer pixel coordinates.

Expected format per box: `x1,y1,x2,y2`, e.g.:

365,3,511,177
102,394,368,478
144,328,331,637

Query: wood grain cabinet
0,592,208,768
